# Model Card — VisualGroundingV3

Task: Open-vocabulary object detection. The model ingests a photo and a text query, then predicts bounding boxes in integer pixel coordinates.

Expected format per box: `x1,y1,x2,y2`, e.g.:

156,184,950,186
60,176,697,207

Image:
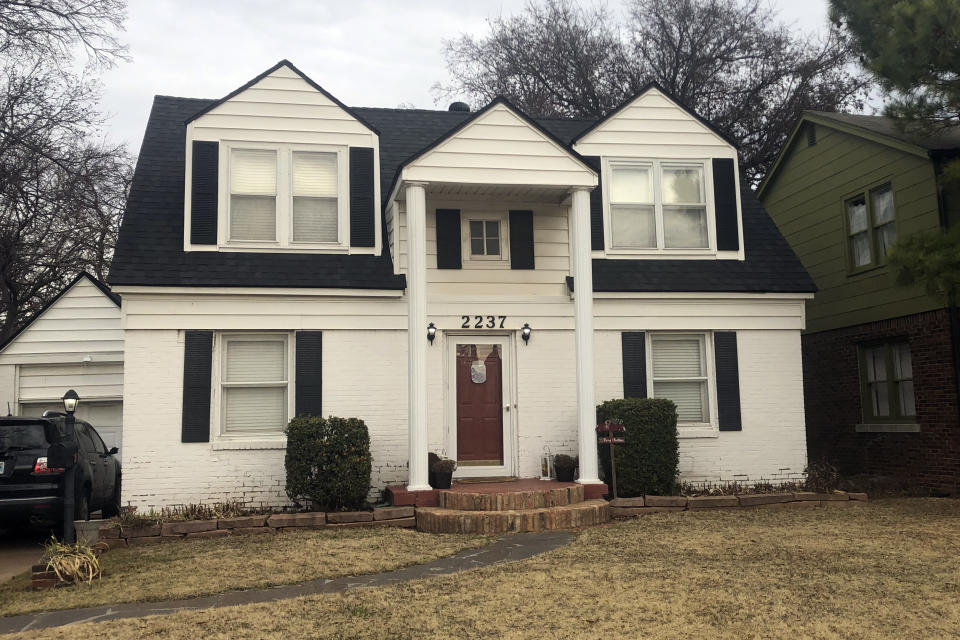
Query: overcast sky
99,0,835,150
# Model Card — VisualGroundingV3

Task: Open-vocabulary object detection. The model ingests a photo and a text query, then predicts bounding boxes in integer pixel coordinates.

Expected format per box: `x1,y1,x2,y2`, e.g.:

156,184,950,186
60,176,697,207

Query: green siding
762,124,943,333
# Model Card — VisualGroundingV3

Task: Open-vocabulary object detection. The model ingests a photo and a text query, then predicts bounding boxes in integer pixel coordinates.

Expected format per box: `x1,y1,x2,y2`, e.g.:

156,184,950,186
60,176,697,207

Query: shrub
285,415,372,511
597,398,679,497
804,457,840,493
553,454,576,470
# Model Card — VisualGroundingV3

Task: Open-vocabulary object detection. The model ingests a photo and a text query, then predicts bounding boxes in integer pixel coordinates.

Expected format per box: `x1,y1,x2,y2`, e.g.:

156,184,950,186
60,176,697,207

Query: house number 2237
461,315,507,329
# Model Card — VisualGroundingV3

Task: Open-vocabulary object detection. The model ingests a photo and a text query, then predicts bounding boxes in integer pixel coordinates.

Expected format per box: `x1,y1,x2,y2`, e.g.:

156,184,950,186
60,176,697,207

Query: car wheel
76,488,91,522
102,475,121,518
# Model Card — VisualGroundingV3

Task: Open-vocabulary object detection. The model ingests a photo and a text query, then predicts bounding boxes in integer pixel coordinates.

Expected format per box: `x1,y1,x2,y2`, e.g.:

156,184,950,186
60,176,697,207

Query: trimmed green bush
285,415,372,511
597,398,679,497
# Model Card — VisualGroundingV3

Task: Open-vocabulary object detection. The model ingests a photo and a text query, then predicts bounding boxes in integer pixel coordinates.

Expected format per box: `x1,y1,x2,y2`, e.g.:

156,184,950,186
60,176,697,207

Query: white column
570,187,601,485
405,182,431,491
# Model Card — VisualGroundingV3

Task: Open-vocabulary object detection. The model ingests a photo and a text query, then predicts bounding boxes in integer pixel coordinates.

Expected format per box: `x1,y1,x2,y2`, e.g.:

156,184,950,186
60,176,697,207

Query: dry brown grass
0,527,484,618
3,498,959,639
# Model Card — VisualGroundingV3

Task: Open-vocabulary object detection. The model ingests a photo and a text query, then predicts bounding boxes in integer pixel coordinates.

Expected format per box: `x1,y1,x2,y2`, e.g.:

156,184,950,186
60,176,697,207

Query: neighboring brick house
109,60,815,509
759,112,960,494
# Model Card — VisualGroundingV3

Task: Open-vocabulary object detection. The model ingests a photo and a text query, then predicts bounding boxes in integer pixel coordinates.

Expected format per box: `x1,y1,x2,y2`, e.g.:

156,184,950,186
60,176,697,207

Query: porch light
61,389,80,415
427,322,437,345
521,323,532,344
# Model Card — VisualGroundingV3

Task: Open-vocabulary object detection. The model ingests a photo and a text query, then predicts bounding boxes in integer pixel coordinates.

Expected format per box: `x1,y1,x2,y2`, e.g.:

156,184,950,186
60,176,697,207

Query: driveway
0,527,48,583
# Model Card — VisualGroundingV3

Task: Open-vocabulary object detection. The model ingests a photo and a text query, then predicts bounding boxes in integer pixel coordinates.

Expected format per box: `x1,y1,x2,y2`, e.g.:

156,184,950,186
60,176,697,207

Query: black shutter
295,332,323,417
584,156,604,250
713,158,739,251
714,331,742,431
509,210,535,270
622,332,647,398
350,147,376,247
435,209,462,269
181,331,213,443
190,141,218,245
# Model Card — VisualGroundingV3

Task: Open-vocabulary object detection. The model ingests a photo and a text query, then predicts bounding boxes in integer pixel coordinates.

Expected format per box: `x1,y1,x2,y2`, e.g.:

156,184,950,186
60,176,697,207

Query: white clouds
102,0,829,149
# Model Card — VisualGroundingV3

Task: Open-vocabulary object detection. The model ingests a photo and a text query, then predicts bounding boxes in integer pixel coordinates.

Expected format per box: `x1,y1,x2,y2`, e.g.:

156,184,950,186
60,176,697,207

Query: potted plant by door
428,452,441,488
553,454,577,482
431,457,457,489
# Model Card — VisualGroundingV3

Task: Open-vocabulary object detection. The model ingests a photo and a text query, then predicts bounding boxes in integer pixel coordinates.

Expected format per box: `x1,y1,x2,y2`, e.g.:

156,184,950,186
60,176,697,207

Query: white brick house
110,60,814,509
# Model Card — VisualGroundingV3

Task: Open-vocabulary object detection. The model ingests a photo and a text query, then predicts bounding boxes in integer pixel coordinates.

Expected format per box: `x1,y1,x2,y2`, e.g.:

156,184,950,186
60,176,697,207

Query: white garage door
19,400,123,453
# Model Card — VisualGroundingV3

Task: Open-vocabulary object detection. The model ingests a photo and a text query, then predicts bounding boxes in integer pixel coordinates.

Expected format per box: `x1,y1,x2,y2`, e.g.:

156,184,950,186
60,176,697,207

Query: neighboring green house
759,111,960,494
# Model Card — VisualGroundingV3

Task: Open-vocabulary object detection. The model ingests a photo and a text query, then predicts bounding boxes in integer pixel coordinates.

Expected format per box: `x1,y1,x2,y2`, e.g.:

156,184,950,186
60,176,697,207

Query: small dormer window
224,143,348,249
607,160,709,250
470,220,501,257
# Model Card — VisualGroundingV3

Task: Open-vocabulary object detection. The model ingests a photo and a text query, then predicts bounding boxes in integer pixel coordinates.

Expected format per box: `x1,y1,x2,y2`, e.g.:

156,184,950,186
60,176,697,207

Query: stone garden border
32,507,415,589
608,491,868,518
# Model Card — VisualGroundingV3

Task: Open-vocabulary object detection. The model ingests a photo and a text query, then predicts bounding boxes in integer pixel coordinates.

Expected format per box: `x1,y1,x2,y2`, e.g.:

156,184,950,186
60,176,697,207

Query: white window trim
211,331,295,443
646,331,719,438
603,157,717,257
461,211,510,267
220,141,350,252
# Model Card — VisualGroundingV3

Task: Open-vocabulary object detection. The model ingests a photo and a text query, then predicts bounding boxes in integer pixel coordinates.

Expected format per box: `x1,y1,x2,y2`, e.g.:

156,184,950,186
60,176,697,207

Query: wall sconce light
521,323,532,344
427,322,437,345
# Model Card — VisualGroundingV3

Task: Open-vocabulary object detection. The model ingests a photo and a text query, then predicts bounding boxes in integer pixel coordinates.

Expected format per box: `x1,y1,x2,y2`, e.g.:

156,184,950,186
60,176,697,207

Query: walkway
0,529,573,634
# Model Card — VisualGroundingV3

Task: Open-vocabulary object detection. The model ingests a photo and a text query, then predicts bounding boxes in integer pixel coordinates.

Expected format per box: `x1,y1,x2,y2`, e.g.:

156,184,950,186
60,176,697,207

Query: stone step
438,483,585,511
417,499,610,534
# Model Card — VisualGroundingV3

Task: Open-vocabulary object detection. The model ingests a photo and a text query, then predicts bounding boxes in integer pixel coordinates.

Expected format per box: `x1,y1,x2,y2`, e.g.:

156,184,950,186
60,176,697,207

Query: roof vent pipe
448,102,470,112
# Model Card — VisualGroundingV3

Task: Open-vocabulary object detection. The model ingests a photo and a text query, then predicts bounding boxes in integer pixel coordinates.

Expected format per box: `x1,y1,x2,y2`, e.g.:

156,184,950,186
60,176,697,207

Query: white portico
391,99,601,491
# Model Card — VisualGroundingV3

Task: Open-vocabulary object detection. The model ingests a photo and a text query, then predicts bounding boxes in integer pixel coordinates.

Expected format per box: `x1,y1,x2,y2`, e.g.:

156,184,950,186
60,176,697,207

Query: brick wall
803,309,960,493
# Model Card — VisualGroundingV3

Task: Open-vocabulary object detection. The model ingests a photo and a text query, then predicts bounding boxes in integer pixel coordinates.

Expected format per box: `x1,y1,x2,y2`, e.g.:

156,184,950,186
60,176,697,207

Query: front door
449,337,513,476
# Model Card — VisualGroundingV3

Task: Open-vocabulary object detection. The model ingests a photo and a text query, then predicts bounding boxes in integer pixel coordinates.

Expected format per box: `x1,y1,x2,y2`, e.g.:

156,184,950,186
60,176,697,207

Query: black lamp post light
59,389,80,543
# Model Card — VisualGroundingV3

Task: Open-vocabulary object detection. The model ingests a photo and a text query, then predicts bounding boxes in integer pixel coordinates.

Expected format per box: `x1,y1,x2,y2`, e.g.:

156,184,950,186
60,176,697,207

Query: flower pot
555,466,576,483
428,470,437,488
432,471,453,489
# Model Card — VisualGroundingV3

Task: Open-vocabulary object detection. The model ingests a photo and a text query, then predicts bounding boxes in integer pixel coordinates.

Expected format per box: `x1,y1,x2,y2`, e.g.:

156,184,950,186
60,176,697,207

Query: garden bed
608,490,868,517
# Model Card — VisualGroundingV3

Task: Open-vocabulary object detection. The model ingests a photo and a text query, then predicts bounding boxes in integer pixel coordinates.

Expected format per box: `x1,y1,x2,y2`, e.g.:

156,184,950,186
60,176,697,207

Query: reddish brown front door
455,343,504,466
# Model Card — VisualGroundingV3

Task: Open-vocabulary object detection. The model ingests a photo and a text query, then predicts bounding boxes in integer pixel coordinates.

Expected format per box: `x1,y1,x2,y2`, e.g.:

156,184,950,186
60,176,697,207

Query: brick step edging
609,491,868,518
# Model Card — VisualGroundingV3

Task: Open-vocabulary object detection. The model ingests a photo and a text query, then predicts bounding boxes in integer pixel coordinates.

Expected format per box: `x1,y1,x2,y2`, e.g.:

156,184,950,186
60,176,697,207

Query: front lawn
0,527,485,617
5,498,957,639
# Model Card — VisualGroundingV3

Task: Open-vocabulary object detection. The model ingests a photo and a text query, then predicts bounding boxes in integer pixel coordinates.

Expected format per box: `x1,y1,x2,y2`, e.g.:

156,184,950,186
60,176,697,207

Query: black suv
0,414,121,526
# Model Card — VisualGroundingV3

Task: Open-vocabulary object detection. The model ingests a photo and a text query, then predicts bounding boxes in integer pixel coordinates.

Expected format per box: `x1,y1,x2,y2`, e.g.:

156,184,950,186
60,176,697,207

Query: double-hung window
227,145,343,247
608,160,709,250
462,213,509,264
846,183,896,270
860,340,916,422
650,334,711,424
220,334,290,437
469,219,501,258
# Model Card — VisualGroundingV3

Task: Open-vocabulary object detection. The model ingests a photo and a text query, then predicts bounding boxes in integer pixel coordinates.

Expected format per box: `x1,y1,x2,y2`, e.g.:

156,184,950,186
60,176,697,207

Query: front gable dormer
184,61,380,255
573,85,744,260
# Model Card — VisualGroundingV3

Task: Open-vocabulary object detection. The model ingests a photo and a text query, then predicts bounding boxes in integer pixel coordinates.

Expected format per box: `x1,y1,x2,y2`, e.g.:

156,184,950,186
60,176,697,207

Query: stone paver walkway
0,530,573,634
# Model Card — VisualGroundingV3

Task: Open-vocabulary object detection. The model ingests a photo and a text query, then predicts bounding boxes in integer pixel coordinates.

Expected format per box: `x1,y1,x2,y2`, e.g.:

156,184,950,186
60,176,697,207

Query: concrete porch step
439,481,585,511
417,499,610,534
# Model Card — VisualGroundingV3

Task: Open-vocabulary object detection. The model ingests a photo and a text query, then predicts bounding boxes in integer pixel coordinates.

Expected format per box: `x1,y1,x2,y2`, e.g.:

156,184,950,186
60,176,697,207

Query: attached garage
0,273,123,452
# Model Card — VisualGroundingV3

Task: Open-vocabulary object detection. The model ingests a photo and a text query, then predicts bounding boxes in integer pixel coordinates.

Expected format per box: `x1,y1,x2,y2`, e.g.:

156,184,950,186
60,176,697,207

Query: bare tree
0,0,127,66
437,0,871,183
0,0,130,341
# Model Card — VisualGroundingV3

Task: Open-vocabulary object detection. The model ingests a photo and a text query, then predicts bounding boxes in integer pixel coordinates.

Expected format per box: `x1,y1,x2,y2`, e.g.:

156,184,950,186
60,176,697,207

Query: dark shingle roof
811,111,960,152
109,95,814,294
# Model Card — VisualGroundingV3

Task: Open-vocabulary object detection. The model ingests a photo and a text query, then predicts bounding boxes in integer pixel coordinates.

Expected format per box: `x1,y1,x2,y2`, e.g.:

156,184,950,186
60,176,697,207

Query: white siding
17,363,123,402
0,278,122,365
573,88,735,159
402,103,595,188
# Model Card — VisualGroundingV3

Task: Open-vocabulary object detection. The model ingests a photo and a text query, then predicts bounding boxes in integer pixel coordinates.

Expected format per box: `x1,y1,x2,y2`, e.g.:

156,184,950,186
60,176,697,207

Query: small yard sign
596,420,626,499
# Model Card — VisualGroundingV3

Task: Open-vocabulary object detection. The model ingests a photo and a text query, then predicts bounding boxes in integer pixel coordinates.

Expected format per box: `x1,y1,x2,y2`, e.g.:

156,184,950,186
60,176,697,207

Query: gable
0,276,123,364
401,101,596,188
575,87,734,158
189,62,377,148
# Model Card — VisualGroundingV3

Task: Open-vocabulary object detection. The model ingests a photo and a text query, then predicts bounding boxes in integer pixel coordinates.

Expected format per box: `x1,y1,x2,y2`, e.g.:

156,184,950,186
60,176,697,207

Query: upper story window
607,160,709,251
845,183,896,271
226,144,346,248
469,219,501,258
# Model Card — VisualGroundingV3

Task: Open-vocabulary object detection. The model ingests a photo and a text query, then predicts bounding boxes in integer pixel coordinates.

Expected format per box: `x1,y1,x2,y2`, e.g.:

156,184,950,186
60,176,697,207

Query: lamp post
60,389,80,543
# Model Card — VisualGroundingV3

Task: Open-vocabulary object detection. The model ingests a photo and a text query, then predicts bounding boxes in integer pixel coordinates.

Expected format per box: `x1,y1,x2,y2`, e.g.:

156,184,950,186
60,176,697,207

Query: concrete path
0,528,46,584
0,529,573,634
